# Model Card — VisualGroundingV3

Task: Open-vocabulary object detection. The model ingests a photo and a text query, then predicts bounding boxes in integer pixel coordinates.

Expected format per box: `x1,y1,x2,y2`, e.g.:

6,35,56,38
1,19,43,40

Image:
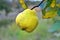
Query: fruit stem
31,0,45,10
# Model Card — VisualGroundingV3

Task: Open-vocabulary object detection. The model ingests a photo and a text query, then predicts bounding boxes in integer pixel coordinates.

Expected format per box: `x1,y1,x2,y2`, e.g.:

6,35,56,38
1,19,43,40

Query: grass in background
0,19,60,40
0,19,13,27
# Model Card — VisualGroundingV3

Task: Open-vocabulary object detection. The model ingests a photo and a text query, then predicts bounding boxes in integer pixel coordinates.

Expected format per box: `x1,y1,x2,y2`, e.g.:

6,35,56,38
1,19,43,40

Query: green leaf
42,9,46,16
48,20,60,32
44,0,52,10
57,8,60,16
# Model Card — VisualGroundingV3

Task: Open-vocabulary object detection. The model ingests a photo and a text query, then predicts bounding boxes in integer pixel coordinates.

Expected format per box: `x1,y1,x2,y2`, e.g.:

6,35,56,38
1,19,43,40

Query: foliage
0,0,12,16
42,0,60,17
0,19,13,26
0,0,60,40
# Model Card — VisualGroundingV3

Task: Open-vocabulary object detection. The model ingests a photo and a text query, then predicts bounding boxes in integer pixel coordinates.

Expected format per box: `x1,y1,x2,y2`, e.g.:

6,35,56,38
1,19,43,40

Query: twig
31,0,45,10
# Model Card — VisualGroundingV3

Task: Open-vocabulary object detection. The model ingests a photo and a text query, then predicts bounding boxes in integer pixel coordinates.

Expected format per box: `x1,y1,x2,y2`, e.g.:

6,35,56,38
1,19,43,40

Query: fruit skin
16,9,38,32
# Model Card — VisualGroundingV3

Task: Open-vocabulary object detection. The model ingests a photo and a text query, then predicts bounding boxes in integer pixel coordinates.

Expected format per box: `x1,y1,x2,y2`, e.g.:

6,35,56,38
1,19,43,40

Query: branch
31,0,45,10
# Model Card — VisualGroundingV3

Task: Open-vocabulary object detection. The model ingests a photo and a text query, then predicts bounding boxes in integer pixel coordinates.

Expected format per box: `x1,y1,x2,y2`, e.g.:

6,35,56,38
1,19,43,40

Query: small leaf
44,0,52,10
48,20,60,32
19,0,28,9
57,8,60,16
42,8,57,19
50,0,56,8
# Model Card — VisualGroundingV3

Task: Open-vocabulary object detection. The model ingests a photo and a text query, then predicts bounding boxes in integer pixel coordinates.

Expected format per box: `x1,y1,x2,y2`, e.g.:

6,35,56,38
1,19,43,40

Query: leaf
50,0,56,8
48,20,60,32
42,0,55,16
57,8,60,16
42,8,57,19
42,9,46,16
19,0,28,9
44,0,52,10
56,4,60,8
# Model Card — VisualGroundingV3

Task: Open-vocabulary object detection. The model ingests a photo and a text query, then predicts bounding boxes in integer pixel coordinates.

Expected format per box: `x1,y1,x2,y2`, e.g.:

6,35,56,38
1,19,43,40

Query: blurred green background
0,0,60,40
